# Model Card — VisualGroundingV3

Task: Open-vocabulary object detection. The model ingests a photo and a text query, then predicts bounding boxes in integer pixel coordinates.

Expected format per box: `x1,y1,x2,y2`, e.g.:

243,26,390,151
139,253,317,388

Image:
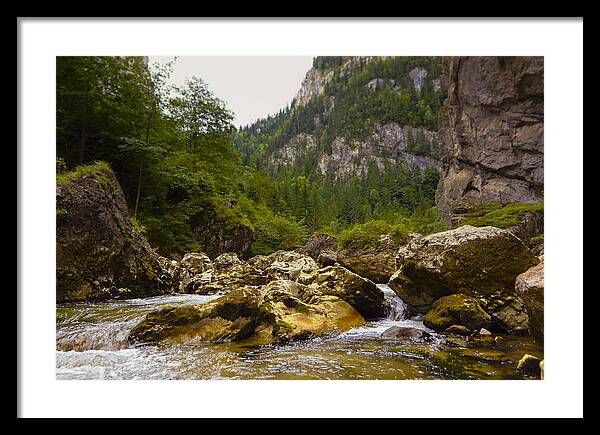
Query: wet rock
443,325,471,336
301,265,387,319
389,225,539,313
128,286,264,344
515,258,544,339
490,297,529,335
128,280,365,346
381,326,432,342
255,280,365,344
337,234,400,283
516,354,542,378
56,164,179,302
539,360,544,380
423,294,492,332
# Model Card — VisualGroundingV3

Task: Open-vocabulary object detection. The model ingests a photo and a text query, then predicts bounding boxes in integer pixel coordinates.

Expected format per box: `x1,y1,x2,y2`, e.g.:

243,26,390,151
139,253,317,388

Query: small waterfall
377,284,408,321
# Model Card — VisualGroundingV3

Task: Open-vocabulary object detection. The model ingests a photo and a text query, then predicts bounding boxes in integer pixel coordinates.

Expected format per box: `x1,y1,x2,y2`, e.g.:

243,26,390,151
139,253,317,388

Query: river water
56,285,543,380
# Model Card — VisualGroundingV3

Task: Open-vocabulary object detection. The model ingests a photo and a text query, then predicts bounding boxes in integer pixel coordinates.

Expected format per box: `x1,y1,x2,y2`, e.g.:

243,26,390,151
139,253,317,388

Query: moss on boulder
423,294,492,332
128,279,365,346
389,225,539,315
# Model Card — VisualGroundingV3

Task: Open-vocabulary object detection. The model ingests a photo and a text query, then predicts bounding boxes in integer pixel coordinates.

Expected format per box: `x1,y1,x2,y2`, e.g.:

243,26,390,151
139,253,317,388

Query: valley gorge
55,55,544,380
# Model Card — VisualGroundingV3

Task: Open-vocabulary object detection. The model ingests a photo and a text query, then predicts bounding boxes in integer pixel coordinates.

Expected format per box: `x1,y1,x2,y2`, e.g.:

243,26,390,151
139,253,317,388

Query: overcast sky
148,56,313,129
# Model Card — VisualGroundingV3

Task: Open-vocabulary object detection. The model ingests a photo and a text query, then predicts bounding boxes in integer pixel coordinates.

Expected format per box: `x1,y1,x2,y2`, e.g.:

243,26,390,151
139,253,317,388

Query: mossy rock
389,225,539,313
423,294,491,332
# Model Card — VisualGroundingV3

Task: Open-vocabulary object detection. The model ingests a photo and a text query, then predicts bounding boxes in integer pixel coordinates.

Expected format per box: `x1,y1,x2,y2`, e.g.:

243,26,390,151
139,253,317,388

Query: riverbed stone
423,294,492,332
516,354,542,378
515,259,544,339
444,324,471,336
381,326,433,342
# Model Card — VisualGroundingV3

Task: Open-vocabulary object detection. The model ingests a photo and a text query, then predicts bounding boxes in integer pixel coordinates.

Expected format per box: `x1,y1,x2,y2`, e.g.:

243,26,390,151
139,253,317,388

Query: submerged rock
388,225,539,317
337,234,400,283
515,258,544,339
381,326,432,342
443,325,471,336
423,294,492,332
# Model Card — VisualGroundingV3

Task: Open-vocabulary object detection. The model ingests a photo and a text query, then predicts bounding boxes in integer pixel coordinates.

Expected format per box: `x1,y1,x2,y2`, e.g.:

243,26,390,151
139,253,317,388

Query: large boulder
515,258,544,339
128,286,263,344
389,225,539,316
56,164,178,302
254,280,365,344
128,280,365,346
301,265,387,319
337,234,400,283
423,294,492,332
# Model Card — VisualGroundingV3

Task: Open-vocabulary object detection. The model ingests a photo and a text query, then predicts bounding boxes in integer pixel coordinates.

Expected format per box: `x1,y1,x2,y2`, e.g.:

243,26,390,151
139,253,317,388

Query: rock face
128,280,365,346
56,166,178,302
436,56,544,228
337,235,400,283
269,123,440,181
515,258,544,339
423,294,492,332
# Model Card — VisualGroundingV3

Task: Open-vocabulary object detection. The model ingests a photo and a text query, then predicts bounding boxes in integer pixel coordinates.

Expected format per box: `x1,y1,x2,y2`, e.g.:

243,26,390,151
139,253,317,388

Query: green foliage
240,200,308,256
56,161,111,186
56,56,447,259
461,202,544,229
56,157,67,174
337,208,447,249
130,216,147,235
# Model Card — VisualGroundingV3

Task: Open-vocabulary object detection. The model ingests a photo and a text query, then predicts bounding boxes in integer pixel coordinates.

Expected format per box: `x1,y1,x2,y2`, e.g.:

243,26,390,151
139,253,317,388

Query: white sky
148,56,313,129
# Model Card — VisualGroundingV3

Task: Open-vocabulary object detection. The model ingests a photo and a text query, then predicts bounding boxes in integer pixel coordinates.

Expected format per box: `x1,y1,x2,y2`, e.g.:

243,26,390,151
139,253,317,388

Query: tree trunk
78,91,89,164
134,162,142,218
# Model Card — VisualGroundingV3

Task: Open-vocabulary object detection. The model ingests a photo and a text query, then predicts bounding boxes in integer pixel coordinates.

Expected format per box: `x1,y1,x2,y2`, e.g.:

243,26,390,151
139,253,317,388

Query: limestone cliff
435,56,544,227
237,56,443,180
